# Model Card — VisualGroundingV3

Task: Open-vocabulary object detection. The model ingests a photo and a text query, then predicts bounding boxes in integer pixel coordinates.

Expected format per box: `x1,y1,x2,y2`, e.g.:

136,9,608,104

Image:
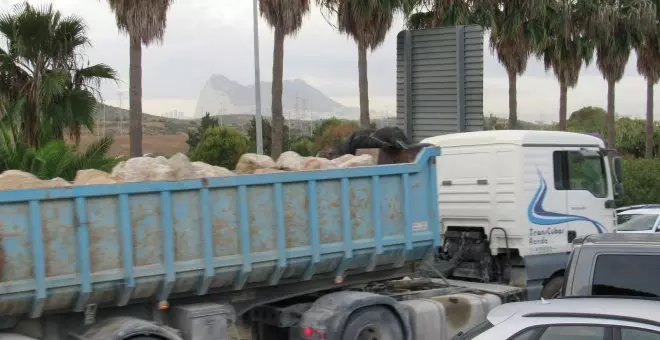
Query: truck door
554,147,613,236
525,146,570,254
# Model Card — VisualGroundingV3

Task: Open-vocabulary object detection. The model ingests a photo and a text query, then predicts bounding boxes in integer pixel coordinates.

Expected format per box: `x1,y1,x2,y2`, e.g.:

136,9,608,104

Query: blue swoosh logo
527,170,606,233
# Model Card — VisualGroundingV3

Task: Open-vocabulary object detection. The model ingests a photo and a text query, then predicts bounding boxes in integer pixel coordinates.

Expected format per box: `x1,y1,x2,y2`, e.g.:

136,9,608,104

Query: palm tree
536,0,594,131
585,0,655,147
479,0,547,129
259,0,310,159
319,0,403,129
106,0,174,157
636,0,660,158
0,3,116,147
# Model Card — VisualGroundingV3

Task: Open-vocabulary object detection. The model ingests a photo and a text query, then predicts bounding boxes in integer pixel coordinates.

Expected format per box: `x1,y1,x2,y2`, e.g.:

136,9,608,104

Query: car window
616,214,659,231
592,254,660,298
621,328,660,340
539,325,606,340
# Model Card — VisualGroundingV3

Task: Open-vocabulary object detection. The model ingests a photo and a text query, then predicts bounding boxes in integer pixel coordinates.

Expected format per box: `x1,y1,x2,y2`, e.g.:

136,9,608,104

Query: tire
341,306,404,340
541,276,564,299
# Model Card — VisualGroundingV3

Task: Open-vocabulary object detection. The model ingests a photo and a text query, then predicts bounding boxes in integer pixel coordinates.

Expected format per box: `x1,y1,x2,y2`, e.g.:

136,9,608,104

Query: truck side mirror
612,157,624,199
613,156,623,183
614,183,624,199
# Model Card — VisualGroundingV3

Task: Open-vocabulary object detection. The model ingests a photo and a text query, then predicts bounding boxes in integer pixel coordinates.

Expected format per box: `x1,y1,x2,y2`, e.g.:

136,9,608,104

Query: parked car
616,204,660,215
454,297,660,340
615,207,660,233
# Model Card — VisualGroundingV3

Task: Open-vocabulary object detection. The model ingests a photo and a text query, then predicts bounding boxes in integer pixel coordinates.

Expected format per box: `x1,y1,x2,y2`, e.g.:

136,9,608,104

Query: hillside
87,105,550,157
194,75,359,119
91,104,199,137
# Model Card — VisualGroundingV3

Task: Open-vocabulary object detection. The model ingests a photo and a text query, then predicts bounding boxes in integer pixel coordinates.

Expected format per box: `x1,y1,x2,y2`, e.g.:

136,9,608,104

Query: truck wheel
341,306,404,340
541,276,564,299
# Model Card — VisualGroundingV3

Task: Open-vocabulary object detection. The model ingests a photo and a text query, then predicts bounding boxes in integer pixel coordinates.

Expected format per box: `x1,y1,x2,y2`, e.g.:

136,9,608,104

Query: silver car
615,208,660,233
455,297,660,339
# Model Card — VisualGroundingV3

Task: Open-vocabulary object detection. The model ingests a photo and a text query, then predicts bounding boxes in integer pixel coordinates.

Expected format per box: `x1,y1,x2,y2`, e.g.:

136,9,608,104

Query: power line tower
117,90,128,135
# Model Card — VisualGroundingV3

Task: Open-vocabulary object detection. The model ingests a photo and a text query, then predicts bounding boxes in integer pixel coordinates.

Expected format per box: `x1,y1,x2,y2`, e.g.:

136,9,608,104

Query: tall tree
319,0,403,129
106,0,174,157
636,0,660,158
479,0,547,129
536,0,594,131
585,0,655,147
259,0,310,159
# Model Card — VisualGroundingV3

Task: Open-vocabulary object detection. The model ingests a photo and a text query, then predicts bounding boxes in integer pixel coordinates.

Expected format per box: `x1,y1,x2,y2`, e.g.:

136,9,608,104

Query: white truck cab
421,130,624,300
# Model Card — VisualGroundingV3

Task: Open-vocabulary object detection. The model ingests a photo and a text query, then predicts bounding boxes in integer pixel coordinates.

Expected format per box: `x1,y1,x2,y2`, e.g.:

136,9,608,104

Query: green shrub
0,128,119,181
290,137,317,156
245,117,290,156
315,122,359,151
621,157,660,206
190,127,249,169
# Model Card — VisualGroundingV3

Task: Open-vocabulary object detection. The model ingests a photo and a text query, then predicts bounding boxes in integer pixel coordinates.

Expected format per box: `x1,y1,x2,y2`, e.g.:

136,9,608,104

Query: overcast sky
1,0,655,121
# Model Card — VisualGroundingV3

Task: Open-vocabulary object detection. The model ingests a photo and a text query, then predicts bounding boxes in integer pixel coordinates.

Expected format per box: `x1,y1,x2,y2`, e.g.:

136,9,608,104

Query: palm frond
259,0,311,36
106,0,174,45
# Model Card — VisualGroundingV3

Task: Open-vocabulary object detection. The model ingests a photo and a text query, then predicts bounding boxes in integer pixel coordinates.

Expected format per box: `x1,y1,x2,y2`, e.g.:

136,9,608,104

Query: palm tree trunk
358,42,370,128
559,81,568,131
129,35,143,158
645,78,655,158
507,69,518,129
270,28,285,159
606,79,616,149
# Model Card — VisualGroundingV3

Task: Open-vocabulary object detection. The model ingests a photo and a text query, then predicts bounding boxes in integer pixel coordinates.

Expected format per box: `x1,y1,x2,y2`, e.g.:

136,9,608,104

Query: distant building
163,110,185,119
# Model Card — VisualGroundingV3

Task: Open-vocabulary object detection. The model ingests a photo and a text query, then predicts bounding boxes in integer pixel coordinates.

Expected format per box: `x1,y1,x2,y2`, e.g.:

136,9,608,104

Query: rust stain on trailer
349,184,373,240
283,184,309,249
213,218,239,257
86,197,121,273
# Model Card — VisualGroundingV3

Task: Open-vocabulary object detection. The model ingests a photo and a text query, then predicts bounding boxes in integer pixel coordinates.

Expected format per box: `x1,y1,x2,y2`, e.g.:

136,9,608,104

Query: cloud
1,0,656,121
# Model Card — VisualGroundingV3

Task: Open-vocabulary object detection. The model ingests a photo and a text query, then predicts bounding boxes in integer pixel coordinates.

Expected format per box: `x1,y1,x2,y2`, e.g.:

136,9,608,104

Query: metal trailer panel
396,25,484,141
0,147,441,319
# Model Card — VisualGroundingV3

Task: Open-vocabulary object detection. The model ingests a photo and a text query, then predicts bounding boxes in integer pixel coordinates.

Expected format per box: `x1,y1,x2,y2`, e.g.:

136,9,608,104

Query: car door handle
571,206,586,210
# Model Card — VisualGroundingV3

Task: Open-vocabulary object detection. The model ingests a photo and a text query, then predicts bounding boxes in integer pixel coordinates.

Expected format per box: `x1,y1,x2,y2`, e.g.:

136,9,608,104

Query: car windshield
453,320,494,340
616,214,659,231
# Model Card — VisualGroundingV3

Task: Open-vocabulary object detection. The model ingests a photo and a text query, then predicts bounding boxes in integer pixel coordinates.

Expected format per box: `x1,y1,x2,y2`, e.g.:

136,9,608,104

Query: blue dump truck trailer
0,147,522,340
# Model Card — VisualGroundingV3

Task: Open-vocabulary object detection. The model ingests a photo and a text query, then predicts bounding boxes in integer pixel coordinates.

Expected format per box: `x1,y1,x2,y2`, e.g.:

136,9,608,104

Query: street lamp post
252,0,264,154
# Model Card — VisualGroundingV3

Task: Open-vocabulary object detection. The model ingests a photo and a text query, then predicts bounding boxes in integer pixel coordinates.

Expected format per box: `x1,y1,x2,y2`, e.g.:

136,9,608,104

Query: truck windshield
591,254,660,298
616,214,659,231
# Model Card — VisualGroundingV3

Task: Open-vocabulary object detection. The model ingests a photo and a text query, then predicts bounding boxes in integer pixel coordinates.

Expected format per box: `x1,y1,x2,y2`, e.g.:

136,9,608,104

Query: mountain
194,75,359,119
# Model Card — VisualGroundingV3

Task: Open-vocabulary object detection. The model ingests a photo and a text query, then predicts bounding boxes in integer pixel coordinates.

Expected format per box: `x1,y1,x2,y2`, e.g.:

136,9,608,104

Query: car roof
617,205,660,213
487,297,660,326
619,208,660,215
420,130,605,148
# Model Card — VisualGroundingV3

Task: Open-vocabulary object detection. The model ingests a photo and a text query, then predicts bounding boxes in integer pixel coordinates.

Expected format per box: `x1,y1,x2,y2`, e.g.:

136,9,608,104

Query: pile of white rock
0,151,375,190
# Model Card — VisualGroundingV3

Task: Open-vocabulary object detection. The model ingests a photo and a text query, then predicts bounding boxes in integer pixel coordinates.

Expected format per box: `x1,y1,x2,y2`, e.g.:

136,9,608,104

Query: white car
615,207,660,234
455,297,660,340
